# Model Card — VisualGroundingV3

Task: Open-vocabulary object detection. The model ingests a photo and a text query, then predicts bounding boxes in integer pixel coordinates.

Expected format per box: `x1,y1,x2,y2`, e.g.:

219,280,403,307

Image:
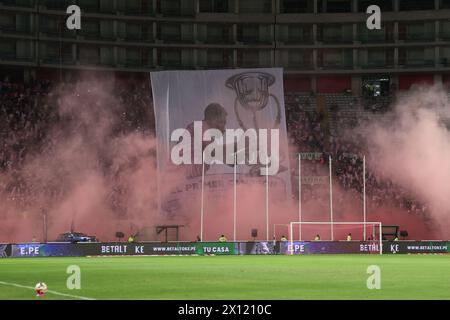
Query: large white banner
151,68,291,220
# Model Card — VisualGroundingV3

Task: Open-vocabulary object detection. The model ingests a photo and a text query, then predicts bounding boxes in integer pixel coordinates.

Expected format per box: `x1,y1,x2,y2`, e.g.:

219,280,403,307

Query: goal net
289,221,383,253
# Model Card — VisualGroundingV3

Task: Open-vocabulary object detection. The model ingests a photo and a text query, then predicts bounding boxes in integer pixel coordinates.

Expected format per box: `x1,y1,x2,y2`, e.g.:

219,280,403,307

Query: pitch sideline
0,280,95,300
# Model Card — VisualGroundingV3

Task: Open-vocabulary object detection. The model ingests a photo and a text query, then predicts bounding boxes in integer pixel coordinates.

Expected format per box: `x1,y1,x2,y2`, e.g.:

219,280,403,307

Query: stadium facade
0,0,450,95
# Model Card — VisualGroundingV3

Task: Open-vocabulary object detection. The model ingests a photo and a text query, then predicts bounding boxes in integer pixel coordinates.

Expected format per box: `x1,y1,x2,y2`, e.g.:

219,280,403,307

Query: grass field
0,255,449,300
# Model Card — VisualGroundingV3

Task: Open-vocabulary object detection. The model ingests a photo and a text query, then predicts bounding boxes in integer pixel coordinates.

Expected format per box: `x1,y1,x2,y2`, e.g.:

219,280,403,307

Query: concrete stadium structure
0,0,450,94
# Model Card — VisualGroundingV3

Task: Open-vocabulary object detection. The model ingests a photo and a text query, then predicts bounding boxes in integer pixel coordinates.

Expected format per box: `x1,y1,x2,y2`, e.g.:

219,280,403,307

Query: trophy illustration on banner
226,72,281,131
225,72,284,175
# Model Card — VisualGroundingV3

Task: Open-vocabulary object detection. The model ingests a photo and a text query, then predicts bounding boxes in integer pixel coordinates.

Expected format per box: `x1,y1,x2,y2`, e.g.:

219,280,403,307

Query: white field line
0,281,95,300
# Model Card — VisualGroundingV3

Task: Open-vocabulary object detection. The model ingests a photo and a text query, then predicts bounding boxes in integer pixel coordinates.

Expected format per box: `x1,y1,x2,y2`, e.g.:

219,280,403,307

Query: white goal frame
289,221,383,255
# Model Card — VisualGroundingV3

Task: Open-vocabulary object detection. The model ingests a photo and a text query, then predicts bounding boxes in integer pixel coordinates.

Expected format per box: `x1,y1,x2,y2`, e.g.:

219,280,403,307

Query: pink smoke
0,78,162,242
1,77,448,243
360,85,450,239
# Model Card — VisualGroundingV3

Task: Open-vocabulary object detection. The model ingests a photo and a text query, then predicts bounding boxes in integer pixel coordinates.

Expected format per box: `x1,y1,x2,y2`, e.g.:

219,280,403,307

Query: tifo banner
151,68,291,220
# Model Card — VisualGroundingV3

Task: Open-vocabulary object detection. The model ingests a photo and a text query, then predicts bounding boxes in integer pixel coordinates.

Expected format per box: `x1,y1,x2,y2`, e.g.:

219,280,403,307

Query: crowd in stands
0,75,428,220
286,94,428,218
0,76,154,211
0,79,53,170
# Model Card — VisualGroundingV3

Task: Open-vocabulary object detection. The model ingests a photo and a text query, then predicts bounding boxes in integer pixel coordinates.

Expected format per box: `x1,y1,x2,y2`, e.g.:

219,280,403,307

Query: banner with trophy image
151,68,291,221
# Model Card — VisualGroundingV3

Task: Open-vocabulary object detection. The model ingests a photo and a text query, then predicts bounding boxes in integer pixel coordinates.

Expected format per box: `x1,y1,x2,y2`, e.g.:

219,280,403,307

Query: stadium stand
0,77,154,209
0,75,436,222
0,76,432,222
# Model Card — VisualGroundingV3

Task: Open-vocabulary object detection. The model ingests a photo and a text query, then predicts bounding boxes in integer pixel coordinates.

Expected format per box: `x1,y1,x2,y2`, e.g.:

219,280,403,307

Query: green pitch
0,255,449,300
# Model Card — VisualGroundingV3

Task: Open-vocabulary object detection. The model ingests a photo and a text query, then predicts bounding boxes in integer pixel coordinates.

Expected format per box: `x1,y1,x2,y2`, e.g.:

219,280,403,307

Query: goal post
289,221,383,255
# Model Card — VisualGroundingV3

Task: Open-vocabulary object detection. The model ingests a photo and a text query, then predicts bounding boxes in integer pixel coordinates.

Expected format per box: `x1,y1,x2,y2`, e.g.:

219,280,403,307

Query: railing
159,60,182,68
78,57,101,65
43,0,71,10
41,52,73,63
0,25,17,32
159,35,194,44
320,62,353,70
357,33,392,43
404,33,435,42
360,61,394,69
399,59,435,68
99,59,115,67
11,55,34,62
122,7,154,16
0,0,34,7
282,37,314,45
439,32,450,40
238,36,272,44
0,24,32,35
123,58,141,67
98,32,116,41
117,32,154,42
140,60,154,68
320,35,353,44
98,6,116,14
280,6,311,13
199,3,229,13
286,62,314,70
204,36,234,44
75,3,100,13
442,59,450,67
159,8,195,17
161,64,196,70
41,0,154,15
78,29,100,40
0,52,17,60
40,28,77,38
237,60,261,68
203,61,233,69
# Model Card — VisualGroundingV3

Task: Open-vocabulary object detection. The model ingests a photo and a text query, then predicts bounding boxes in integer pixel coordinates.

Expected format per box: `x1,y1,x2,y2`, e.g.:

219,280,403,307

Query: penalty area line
0,281,95,300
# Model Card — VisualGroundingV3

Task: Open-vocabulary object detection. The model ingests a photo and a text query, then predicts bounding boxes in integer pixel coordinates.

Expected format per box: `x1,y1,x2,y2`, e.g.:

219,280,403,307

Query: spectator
0,79,429,236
